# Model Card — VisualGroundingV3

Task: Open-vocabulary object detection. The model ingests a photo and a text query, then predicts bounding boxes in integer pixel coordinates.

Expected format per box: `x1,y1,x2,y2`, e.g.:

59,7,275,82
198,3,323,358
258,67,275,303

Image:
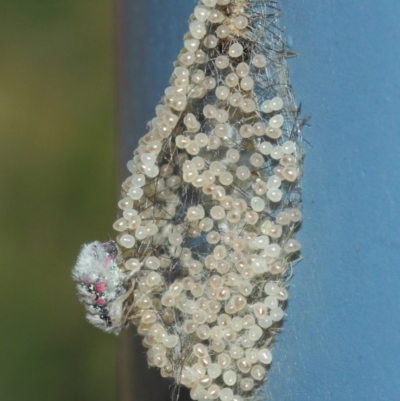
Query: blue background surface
117,1,400,400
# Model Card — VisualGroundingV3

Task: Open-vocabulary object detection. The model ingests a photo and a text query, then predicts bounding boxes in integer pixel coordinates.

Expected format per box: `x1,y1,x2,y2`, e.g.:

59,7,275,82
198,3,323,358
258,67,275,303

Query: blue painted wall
117,1,400,400
268,2,400,400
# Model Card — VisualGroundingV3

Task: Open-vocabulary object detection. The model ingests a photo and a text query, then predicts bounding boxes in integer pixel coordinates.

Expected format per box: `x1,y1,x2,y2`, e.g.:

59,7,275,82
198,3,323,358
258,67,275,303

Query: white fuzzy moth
72,240,131,334
73,0,304,400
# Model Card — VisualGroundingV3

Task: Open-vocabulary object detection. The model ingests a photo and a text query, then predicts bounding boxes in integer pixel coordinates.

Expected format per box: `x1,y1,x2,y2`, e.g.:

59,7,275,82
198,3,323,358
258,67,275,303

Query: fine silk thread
73,1,305,400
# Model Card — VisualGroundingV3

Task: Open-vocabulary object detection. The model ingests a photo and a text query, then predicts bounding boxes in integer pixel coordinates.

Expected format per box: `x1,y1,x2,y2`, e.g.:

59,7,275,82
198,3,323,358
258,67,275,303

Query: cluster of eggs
113,0,303,400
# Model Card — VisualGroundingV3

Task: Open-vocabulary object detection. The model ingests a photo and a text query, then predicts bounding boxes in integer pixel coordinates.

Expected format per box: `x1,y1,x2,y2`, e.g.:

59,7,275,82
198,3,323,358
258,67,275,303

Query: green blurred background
0,1,118,400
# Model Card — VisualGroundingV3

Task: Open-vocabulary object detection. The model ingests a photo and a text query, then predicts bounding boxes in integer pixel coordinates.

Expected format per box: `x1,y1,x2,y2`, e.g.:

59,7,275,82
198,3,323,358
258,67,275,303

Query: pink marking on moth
95,281,105,293
96,298,106,306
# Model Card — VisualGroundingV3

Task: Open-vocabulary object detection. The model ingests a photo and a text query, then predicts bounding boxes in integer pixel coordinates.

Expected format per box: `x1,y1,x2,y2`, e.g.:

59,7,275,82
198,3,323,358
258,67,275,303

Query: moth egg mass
72,1,305,399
